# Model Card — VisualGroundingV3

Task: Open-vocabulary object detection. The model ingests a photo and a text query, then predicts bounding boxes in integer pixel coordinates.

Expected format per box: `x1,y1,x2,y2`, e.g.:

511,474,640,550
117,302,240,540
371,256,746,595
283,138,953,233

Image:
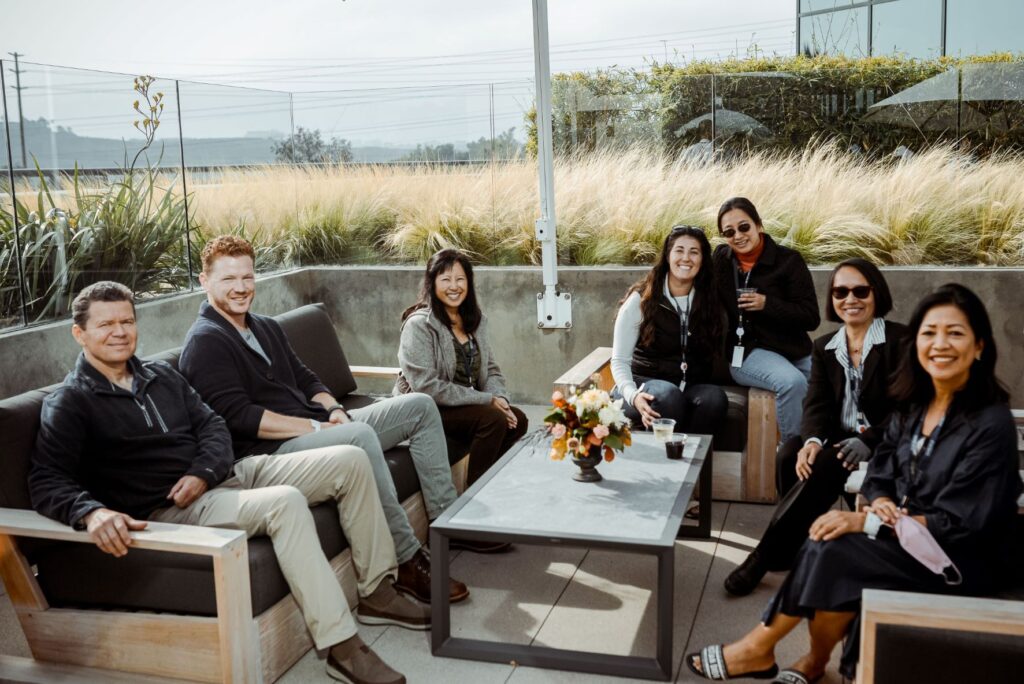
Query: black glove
837,436,871,470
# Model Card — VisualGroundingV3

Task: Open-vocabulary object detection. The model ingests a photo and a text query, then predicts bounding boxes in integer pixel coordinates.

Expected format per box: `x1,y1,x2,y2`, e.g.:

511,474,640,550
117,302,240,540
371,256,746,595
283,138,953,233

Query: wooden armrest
0,507,245,557
349,365,401,380
554,347,613,394
859,589,1024,684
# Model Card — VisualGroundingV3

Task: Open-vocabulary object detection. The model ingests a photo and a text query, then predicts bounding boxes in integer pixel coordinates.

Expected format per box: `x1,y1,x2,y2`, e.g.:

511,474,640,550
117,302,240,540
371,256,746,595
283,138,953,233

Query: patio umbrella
862,68,960,132
864,63,1024,134
675,108,773,140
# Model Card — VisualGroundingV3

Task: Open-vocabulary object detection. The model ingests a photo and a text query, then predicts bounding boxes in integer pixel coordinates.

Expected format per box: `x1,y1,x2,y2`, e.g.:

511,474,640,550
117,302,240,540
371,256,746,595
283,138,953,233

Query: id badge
731,345,745,368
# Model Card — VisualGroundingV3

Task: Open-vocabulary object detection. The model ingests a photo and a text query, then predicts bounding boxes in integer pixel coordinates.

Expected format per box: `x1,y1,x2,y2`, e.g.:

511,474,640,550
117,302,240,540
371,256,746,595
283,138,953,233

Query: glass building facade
797,0,1024,58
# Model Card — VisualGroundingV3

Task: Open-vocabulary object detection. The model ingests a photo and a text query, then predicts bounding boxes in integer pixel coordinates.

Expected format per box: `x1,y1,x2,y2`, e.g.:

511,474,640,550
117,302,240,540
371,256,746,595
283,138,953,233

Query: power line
7,52,28,167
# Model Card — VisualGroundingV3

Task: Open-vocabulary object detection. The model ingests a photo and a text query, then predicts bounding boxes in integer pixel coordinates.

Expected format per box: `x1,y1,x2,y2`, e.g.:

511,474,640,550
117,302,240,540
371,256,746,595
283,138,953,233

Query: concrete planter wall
2,266,1022,408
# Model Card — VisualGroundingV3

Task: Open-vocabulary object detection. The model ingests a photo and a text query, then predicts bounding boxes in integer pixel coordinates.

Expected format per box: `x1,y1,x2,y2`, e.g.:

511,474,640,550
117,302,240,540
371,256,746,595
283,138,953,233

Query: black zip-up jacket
178,302,332,458
712,234,819,361
630,291,724,386
29,354,234,527
862,400,1021,562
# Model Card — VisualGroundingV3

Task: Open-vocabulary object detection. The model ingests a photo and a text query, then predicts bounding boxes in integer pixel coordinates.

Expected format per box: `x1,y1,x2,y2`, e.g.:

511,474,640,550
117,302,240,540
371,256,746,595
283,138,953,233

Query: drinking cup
665,435,687,459
652,418,676,442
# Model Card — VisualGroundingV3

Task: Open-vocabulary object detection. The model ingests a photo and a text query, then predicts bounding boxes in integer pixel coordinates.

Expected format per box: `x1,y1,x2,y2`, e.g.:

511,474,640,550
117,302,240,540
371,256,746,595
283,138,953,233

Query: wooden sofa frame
0,366,468,684
858,589,1024,684
554,347,779,503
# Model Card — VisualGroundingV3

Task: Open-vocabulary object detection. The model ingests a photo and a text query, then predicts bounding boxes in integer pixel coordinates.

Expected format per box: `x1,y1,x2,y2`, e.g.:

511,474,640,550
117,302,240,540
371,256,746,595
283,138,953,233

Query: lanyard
903,412,946,507
669,294,690,382
458,336,477,384
731,260,753,346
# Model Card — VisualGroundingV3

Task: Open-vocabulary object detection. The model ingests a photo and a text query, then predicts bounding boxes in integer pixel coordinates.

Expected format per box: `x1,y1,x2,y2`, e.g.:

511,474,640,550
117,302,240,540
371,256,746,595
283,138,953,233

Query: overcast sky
1,0,794,146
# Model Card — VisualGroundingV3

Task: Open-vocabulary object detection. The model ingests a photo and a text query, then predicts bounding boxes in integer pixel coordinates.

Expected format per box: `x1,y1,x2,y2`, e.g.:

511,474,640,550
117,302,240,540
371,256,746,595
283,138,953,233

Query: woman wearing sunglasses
712,197,820,447
688,284,1020,682
725,258,908,596
611,225,728,436
396,249,528,548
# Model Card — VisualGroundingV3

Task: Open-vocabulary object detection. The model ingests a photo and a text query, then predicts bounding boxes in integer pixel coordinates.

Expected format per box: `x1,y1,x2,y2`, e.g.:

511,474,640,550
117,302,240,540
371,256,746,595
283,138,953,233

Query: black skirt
762,534,986,678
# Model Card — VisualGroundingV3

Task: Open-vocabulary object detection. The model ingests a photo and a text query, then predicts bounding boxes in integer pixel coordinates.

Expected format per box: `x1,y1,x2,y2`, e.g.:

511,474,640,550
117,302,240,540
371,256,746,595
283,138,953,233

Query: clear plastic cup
736,287,757,299
652,418,676,442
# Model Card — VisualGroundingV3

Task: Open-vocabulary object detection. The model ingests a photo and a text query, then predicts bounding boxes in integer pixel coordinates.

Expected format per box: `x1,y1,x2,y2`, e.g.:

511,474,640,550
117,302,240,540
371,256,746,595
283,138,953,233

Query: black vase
571,444,603,482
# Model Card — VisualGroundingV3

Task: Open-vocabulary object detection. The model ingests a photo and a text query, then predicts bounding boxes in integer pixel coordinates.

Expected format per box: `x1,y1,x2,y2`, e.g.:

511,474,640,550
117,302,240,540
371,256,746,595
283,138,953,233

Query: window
946,0,1024,57
872,0,942,59
801,7,869,57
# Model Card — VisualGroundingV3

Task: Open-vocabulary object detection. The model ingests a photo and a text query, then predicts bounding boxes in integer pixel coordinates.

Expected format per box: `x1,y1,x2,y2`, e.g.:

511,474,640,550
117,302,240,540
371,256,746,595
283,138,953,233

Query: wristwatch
326,403,350,419
309,418,322,433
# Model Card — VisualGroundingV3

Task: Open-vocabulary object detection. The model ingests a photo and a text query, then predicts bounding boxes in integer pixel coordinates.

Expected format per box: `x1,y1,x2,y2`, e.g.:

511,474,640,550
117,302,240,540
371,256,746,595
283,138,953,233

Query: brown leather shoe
326,644,405,684
357,580,430,630
394,548,469,604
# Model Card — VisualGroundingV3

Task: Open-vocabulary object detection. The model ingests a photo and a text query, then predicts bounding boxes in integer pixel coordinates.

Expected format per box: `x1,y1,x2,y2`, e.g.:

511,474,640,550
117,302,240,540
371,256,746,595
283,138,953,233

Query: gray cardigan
395,308,508,406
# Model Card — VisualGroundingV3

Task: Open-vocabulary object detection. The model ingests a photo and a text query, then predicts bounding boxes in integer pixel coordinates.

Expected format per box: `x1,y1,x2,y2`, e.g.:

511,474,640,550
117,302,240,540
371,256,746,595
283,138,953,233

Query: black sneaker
724,550,767,596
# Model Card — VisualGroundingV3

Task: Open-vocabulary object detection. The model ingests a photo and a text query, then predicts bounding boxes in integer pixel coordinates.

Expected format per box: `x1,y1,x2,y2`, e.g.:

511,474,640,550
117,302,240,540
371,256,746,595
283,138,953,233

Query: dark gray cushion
274,303,358,398
34,503,347,616
0,385,59,510
874,624,1024,684
713,385,748,453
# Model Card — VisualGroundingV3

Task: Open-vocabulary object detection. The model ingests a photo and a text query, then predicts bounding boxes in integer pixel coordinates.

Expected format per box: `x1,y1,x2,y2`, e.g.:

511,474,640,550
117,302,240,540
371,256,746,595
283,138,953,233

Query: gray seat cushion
34,503,346,616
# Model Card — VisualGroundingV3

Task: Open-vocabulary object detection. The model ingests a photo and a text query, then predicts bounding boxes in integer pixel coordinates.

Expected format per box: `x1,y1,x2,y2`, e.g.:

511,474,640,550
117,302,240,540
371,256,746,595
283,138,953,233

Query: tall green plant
0,75,195,325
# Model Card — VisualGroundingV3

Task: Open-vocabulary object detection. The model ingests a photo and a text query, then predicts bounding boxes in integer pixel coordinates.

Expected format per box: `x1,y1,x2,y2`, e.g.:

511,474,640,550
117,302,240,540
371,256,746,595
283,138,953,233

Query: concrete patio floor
0,406,845,683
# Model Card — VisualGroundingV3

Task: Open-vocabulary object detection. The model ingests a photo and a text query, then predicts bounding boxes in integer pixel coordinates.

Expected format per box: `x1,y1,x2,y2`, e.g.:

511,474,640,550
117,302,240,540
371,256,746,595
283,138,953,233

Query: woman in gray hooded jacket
396,249,528,496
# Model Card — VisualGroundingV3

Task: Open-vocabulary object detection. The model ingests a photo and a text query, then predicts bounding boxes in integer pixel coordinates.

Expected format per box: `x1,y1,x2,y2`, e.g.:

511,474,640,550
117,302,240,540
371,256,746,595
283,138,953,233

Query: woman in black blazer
726,258,908,596
690,284,1021,682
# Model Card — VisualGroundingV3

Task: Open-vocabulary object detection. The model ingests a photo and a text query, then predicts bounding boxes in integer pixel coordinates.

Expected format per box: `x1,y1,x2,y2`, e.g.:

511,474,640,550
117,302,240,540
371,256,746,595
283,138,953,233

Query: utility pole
6,52,27,168
661,40,668,64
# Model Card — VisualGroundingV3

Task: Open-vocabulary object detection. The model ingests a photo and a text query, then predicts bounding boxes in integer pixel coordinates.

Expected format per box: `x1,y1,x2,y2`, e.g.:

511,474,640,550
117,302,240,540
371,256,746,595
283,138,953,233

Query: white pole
531,0,571,329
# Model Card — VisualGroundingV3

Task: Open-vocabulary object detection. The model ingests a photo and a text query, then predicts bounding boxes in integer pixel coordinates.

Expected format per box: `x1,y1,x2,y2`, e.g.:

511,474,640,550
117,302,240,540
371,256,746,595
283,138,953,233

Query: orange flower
587,433,603,447
603,446,615,462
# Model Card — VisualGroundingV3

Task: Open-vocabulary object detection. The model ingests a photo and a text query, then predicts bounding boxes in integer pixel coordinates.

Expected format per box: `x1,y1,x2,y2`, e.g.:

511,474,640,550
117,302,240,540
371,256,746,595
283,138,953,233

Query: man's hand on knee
167,474,208,508
84,508,148,557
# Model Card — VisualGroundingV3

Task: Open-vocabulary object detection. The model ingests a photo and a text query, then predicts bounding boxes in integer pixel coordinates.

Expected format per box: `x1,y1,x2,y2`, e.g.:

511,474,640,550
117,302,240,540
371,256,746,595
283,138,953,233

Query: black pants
758,435,855,571
618,376,729,436
439,403,529,486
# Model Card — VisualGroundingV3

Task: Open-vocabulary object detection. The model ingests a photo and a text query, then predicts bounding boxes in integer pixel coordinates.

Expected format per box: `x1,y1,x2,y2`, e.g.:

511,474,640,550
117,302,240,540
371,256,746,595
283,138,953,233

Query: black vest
630,295,714,386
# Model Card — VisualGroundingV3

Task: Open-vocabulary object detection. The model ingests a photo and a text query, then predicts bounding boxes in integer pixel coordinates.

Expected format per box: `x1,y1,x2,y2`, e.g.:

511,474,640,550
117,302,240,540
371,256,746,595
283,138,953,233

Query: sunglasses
720,223,753,239
831,285,873,300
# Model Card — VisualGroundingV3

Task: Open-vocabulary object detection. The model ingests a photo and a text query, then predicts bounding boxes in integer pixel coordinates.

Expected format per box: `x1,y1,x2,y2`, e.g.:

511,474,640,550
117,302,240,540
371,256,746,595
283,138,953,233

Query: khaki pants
151,445,396,650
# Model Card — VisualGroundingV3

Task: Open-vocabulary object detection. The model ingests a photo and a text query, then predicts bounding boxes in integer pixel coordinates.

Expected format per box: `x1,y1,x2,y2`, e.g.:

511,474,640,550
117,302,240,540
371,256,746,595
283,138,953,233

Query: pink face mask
895,515,962,585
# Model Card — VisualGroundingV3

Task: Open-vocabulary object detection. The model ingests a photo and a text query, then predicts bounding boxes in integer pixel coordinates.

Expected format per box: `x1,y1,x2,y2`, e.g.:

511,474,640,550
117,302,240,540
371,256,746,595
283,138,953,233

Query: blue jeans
729,348,812,443
275,393,456,565
616,377,728,436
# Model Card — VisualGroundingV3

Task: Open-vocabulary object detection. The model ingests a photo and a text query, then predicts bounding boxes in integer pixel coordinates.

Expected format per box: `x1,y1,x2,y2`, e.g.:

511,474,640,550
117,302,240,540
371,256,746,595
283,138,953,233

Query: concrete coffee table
429,430,712,680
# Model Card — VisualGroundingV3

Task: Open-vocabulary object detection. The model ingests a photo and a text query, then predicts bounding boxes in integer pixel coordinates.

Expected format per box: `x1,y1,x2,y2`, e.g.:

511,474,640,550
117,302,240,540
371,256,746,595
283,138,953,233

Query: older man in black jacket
30,281,421,684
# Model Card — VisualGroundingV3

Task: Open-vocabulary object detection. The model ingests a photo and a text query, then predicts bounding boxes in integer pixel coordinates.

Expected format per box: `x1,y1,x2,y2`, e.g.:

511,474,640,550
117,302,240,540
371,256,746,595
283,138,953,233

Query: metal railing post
531,0,571,330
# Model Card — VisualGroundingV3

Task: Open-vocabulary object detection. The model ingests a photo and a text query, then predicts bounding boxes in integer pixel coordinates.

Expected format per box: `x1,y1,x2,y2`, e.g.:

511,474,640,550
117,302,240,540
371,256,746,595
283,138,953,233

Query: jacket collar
199,300,253,335
74,352,154,396
725,232,779,268
905,396,972,443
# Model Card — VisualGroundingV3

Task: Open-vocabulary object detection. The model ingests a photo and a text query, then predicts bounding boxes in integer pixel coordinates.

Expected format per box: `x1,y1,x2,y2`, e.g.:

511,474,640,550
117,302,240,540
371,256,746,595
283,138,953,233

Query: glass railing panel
4,64,189,325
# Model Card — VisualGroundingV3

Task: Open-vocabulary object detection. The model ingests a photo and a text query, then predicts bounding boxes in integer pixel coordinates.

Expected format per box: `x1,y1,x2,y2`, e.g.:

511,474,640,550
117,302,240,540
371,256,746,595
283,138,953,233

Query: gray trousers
151,445,395,650
275,392,456,565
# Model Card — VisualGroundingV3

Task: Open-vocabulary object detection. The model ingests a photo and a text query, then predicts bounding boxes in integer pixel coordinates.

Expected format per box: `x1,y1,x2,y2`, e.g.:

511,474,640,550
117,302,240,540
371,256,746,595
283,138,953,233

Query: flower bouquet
545,385,632,481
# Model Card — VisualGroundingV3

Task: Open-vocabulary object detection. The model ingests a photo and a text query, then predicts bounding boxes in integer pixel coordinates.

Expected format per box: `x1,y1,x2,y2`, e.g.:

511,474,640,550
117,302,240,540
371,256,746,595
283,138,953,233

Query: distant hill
1,118,413,169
